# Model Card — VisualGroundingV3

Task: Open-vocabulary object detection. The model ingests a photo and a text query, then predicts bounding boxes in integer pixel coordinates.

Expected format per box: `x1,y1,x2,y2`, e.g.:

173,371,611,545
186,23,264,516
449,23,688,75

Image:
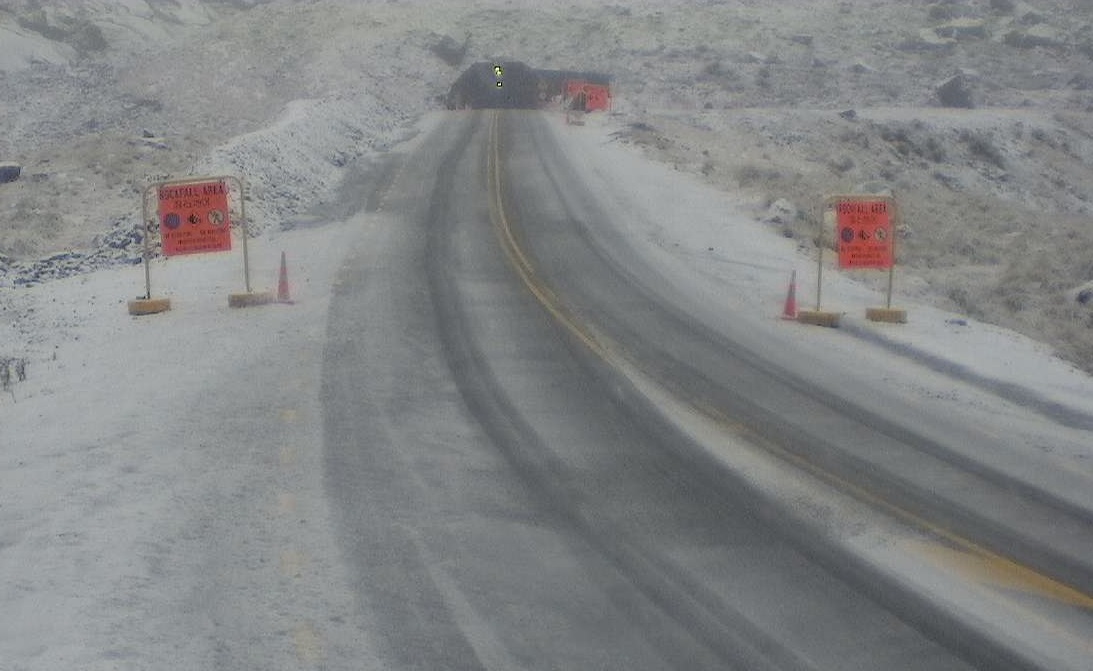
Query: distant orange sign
836,198,893,269
564,80,612,112
158,179,231,256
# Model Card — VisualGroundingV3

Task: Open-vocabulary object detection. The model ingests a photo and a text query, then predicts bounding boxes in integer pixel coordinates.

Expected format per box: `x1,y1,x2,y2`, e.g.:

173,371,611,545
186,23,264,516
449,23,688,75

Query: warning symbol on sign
157,179,232,257
835,197,894,269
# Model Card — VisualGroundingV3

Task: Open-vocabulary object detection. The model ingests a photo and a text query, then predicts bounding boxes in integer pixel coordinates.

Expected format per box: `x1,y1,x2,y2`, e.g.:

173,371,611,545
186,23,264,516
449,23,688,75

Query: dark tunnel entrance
445,60,611,110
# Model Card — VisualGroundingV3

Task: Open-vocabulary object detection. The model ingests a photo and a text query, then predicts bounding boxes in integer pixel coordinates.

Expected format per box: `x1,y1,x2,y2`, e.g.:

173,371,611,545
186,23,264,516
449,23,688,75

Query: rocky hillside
598,0,1093,371
1,0,1092,370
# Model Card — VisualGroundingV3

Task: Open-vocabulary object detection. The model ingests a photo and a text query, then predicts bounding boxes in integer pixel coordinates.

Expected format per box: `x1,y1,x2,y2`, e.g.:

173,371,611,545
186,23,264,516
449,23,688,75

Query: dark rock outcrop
0,163,21,184
430,34,468,67
937,74,975,108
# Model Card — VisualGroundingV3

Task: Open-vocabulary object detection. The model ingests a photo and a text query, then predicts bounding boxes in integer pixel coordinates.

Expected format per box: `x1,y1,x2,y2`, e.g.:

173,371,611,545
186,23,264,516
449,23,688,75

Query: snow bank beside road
0,215,381,670
205,95,414,237
556,112,1093,465
0,113,451,671
0,93,415,289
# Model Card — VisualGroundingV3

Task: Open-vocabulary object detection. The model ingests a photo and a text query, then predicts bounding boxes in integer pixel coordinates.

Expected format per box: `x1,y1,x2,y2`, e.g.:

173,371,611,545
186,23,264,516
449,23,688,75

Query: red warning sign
158,179,232,257
836,198,894,269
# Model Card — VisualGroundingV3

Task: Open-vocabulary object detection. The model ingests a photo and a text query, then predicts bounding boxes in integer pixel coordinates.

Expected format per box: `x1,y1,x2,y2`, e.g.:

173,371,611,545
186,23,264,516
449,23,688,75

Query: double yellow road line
482,110,1093,625
485,111,611,362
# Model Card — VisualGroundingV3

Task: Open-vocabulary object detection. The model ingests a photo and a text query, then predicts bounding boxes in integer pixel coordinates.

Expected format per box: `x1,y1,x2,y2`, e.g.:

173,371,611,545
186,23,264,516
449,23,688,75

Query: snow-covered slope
3,0,1093,369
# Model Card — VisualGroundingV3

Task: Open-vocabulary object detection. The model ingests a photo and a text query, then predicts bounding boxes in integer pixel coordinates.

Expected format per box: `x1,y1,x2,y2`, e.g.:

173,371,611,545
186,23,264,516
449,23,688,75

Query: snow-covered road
3,108,1093,668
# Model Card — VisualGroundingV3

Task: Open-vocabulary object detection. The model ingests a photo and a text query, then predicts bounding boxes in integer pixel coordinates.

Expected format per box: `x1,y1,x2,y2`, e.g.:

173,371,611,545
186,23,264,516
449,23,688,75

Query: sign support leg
241,216,252,294
225,176,275,307
815,210,824,312
886,264,894,309
796,199,841,327
127,187,171,315
143,220,152,300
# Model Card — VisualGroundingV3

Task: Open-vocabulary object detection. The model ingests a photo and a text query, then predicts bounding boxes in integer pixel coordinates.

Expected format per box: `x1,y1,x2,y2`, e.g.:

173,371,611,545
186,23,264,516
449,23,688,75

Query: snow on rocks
203,94,413,236
762,198,798,226
0,93,414,289
0,356,28,391
1,218,143,289
936,73,977,108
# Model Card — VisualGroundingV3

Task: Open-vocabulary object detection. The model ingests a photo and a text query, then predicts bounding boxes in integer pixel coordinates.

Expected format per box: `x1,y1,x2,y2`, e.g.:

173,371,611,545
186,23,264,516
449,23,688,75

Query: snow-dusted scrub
612,104,1093,371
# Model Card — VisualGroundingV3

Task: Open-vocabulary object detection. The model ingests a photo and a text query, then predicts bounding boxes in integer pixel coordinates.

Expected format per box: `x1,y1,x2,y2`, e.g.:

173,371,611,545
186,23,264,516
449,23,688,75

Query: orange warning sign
158,180,232,257
564,80,612,112
836,198,893,269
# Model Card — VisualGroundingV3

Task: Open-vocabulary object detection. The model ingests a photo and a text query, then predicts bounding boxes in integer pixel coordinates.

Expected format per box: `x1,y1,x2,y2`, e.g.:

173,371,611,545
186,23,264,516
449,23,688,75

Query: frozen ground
1,222,381,668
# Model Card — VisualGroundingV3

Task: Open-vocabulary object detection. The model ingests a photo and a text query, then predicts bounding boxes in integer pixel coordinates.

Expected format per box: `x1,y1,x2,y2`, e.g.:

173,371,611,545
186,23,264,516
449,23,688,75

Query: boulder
1069,280,1093,304
934,19,989,41
136,136,169,150
763,198,797,225
0,162,21,183
937,74,975,108
1004,24,1066,48
928,4,959,21
1017,8,1046,25
900,28,956,52
1069,73,1093,90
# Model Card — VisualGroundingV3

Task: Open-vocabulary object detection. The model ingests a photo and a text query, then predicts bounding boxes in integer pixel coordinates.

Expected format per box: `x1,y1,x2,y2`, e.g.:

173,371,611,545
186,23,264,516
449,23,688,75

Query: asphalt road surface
320,110,1093,670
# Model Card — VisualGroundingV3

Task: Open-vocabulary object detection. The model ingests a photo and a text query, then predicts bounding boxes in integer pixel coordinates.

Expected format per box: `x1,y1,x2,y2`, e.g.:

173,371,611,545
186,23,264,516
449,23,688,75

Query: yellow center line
280,547,308,577
905,539,1093,611
293,622,323,665
277,492,298,516
483,110,1093,621
487,111,610,361
273,405,322,665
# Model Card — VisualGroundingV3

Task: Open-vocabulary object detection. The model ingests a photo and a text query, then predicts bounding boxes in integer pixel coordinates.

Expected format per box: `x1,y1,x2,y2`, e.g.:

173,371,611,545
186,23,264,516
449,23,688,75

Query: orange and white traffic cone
782,269,797,320
277,251,293,304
